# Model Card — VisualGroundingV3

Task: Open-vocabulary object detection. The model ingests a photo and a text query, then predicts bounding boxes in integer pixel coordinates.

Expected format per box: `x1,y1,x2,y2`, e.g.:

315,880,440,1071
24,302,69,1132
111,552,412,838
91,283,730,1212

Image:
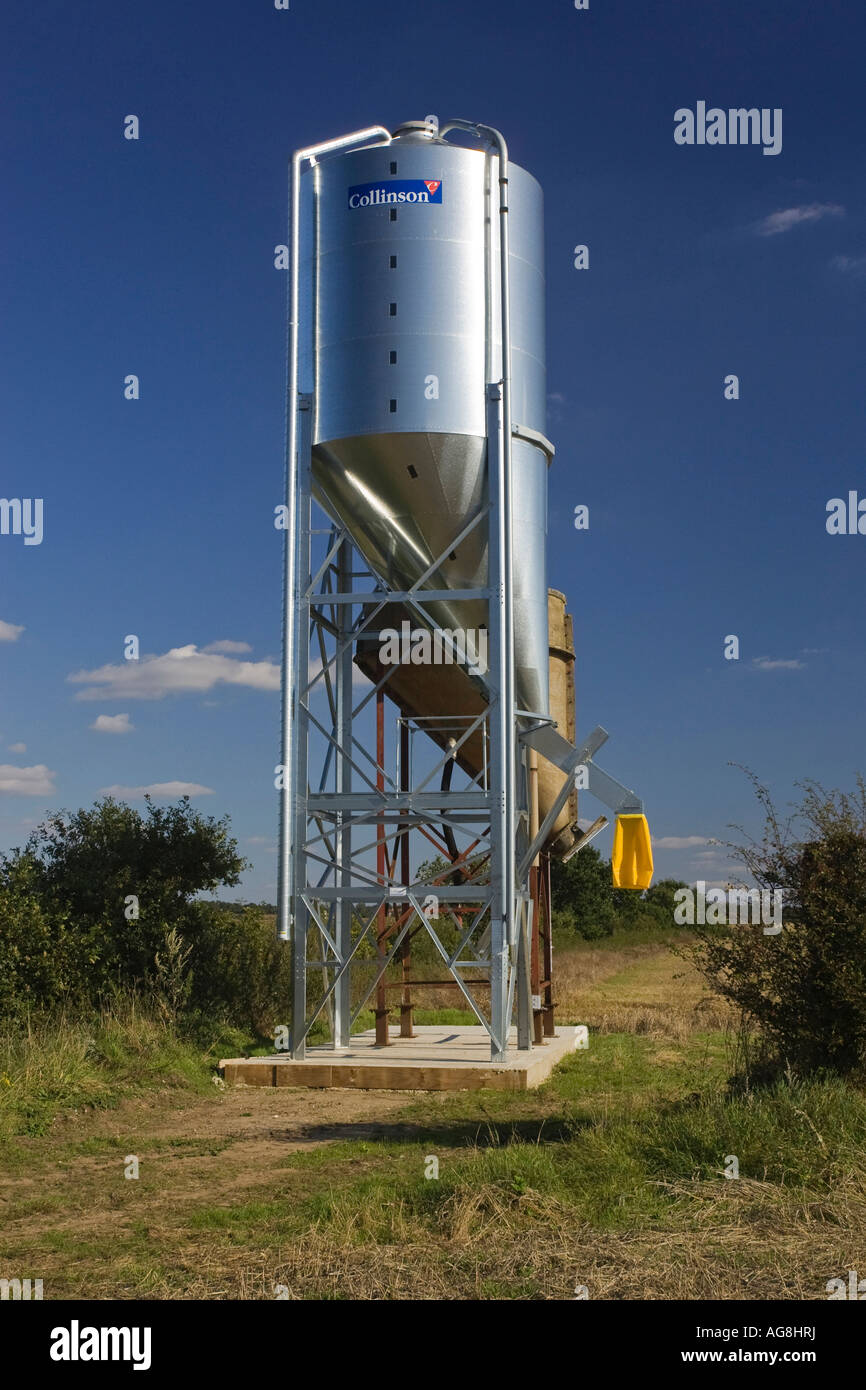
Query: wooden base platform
219,1025,580,1092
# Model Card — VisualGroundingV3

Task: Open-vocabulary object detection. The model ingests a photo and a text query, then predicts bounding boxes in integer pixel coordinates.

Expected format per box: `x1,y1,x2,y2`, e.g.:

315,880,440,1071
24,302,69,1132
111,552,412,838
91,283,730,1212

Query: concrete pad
220,1025,580,1092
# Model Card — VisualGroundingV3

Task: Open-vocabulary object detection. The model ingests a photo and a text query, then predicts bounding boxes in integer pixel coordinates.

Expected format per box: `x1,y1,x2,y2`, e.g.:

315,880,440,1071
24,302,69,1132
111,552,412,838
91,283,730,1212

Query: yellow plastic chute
611,813,654,890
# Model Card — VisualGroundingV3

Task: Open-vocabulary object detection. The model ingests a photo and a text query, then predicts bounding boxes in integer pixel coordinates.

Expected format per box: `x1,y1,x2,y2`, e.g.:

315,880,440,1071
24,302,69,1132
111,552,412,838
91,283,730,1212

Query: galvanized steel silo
296,118,551,716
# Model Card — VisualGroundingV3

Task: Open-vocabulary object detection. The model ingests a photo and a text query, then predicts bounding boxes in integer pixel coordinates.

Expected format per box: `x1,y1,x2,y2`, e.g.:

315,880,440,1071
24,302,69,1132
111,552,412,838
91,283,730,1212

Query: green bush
0,858,75,1016
0,796,248,1010
689,773,866,1077
0,797,295,1039
186,903,292,1035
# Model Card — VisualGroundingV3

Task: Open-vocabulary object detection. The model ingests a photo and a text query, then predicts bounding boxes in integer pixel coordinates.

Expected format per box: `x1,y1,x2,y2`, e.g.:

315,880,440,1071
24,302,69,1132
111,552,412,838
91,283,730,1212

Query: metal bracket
517,723,644,876
512,422,555,462
560,814,608,863
584,761,644,817
517,725,607,877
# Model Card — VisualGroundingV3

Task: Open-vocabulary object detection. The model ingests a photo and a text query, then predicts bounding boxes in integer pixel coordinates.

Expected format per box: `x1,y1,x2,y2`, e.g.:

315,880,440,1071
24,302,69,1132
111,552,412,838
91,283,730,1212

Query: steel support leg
333,537,353,1049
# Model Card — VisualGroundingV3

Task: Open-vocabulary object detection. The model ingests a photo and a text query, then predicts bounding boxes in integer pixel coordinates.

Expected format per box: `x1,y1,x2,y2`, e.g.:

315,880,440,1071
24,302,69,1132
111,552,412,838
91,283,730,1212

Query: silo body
297,126,550,715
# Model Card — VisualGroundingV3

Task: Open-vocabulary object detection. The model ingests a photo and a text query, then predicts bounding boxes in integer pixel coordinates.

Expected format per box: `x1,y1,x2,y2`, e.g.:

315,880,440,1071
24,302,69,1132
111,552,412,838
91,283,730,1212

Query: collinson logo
348,179,442,209
674,103,782,156
50,1320,152,1371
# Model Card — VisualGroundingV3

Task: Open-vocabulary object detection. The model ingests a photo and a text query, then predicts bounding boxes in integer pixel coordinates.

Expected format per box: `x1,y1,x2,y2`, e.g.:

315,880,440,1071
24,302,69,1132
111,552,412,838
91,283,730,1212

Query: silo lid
391,118,442,141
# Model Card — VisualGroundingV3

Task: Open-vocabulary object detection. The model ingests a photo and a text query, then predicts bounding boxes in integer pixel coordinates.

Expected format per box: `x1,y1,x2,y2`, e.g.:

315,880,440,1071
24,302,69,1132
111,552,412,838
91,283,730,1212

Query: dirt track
0,1085,415,1282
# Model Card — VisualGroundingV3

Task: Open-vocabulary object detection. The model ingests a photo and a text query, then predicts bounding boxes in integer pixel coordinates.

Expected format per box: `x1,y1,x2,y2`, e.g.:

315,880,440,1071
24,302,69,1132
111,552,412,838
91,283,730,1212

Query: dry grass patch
556,941,732,1039
175,1168,866,1300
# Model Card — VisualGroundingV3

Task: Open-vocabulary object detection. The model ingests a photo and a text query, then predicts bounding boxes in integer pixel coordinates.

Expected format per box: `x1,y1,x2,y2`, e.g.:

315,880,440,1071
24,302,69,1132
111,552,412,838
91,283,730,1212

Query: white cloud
756,203,844,237
0,764,56,796
653,835,711,850
831,254,866,278
97,781,214,799
7,742,26,753
752,656,805,671
202,639,253,654
68,644,279,701
91,713,134,734
0,620,25,642
308,655,372,690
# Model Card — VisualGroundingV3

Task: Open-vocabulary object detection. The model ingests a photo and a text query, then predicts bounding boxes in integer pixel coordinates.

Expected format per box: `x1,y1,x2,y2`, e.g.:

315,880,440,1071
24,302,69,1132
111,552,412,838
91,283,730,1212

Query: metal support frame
278,120,534,1063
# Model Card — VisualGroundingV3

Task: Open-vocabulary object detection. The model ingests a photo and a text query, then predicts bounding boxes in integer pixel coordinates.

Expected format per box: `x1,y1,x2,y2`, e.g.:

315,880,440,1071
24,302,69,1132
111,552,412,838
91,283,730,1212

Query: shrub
0,858,75,1016
186,903,292,1035
0,796,248,1008
689,772,866,1077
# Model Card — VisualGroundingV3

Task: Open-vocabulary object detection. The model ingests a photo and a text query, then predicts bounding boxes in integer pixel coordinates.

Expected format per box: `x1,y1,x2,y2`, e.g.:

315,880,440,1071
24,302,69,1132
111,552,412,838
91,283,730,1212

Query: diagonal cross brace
517,725,607,877
517,724,645,878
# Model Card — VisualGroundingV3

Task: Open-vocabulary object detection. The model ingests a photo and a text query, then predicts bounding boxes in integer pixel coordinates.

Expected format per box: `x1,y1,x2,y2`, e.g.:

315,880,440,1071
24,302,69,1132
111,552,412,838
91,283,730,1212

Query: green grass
0,997,480,1136
3,1011,865,1299
0,1004,248,1139
162,1035,866,1297
552,922,686,953
3,942,866,1300
180,1034,866,1244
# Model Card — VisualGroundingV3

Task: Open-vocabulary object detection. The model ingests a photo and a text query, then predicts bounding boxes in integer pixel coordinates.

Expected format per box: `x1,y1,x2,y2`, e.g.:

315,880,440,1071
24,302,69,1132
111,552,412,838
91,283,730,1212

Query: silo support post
486,383,511,1063
542,855,555,1036
374,689,390,1047
516,905,533,1050
398,720,414,1038
333,537,354,1049
289,398,313,1058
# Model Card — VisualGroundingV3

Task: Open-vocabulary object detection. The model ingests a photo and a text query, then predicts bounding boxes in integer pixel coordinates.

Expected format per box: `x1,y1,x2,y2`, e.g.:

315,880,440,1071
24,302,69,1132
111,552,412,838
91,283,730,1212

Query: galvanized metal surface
298,125,549,716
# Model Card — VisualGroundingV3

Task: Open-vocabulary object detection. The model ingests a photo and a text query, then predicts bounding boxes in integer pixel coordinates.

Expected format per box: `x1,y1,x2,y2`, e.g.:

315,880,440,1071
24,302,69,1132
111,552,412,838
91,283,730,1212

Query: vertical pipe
441,121,519,1060
290,398,313,1058
278,127,391,949
487,126,518,1055
496,143,516,951
488,128,516,951
375,688,389,1047
486,382,510,1062
277,147,303,946
439,118,516,917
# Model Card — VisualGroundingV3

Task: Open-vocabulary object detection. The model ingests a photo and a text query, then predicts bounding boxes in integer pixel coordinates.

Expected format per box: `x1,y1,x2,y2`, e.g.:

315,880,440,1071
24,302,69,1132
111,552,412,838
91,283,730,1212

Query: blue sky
2,0,864,899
